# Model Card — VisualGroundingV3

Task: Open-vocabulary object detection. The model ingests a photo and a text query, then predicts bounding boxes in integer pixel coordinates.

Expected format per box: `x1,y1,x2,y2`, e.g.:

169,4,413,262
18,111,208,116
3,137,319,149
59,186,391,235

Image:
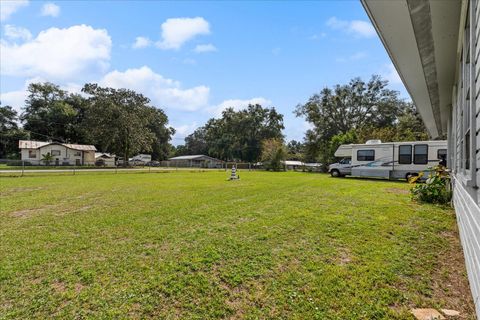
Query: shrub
261,138,287,171
410,165,452,204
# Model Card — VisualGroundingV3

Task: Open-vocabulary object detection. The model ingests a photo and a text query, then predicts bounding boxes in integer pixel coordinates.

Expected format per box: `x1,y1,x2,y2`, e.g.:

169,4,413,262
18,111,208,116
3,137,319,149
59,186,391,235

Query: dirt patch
9,204,57,218
385,188,410,195
429,228,476,319
74,283,85,294
337,248,352,266
51,281,66,293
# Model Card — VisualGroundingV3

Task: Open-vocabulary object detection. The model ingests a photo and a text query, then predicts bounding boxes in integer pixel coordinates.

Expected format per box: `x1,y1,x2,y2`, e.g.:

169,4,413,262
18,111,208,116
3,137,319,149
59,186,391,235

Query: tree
295,75,427,164
21,83,86,142
82,84,158,164
145,107,175,160
261,138,287,171
286,140,304,160
184,127,208,155
0,105,29,158
41,152,53,165
186,104,284,162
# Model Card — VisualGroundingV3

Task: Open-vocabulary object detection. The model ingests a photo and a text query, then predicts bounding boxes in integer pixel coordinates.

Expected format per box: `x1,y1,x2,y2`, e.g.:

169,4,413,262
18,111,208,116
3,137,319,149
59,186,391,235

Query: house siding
20,144,95,165
451,0,480,315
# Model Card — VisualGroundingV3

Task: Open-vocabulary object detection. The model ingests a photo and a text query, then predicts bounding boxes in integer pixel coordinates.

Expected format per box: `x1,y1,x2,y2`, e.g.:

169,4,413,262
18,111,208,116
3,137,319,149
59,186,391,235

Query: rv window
413,145,428,164
398,145,412,164
437,149,447,160
357,150,375,161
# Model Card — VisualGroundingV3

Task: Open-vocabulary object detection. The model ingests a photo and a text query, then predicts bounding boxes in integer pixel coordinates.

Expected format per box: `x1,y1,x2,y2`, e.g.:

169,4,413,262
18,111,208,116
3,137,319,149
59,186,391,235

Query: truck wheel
331,169,341,177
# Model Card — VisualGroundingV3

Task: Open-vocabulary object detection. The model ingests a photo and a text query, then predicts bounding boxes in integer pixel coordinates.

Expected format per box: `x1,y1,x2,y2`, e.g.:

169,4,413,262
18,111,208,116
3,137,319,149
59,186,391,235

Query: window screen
357,150,375,161
437,149,447,160
398,145,412,164
413,145,428,165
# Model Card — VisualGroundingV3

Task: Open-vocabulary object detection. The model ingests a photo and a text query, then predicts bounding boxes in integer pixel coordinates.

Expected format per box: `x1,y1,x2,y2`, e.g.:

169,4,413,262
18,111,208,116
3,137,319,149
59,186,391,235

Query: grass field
0,171,474,319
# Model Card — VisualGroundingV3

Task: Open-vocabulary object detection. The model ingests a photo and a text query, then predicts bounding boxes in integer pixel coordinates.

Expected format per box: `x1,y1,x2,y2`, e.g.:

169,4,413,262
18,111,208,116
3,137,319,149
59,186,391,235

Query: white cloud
194,43,217,53
132,36,151,49
326,17,376,38
156,17,210,50
1,0,28,21
99,66,210,111
1,24,111,80
4,24,32,41
41,2,60,17
0,89,27,112
0,76,45,112
209,97,272,117
382,63,402,85
172,122,198,142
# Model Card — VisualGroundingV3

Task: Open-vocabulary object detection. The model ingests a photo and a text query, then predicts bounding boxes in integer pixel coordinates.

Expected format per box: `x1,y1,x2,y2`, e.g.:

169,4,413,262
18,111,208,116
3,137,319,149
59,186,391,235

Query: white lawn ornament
229,164,239,180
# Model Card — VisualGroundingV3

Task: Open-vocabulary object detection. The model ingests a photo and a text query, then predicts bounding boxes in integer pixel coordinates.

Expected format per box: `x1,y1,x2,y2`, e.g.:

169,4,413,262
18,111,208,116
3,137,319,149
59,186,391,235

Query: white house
362,0,479,316
19,140,96,165
95,152,116,167
169,155,224,168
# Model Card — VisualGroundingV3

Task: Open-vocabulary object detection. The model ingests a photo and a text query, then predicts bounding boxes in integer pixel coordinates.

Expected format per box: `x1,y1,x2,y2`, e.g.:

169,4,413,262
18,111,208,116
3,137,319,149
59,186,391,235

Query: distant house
95,152,116,167
283,160,304,170
169,155,224,168
283,161,322,171
19,140,96,165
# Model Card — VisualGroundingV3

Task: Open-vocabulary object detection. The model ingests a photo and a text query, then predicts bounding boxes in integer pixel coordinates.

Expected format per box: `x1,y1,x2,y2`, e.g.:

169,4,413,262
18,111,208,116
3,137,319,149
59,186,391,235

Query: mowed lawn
0,171,474,319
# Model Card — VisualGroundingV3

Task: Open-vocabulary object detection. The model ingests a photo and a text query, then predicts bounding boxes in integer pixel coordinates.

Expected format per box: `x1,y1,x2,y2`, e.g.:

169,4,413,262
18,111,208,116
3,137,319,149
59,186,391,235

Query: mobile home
329,140,447,180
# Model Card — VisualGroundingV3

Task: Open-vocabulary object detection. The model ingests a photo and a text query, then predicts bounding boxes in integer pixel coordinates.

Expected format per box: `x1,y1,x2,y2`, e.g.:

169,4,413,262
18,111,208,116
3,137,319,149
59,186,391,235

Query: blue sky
0,0,407,145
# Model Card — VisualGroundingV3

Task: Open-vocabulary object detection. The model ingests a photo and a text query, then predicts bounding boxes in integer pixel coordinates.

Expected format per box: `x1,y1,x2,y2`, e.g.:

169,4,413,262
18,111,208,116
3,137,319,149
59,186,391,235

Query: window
51,150,61,156
398,145,412,164
413,145,428,165
28,150,36,158
74,151,81,156
437,149,447,160
357,150,375,161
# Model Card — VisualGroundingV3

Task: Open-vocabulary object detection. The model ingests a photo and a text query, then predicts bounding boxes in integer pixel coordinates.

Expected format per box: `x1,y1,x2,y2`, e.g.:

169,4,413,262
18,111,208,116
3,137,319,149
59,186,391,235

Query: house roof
169,155,223,162
284,160,304,166
95,152,115,158
361,0,461,138
19,140,97,151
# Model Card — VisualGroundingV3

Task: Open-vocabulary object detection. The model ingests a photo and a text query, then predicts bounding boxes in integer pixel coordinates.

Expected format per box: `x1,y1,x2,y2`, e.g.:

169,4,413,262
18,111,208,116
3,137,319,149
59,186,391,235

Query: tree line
1,75,429,167
1,82,174,161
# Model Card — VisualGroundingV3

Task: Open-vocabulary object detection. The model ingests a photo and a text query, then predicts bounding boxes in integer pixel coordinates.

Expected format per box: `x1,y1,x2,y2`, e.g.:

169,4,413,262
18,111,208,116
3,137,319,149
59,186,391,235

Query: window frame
437,149,447,160
357,149,375,162
398,145,412,165
28,150,36,158
413,144,428,165
51,150,61,156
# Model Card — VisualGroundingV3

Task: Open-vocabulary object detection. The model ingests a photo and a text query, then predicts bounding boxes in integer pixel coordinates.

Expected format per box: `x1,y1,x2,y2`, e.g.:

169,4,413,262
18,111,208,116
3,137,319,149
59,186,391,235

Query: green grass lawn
0,171,474,319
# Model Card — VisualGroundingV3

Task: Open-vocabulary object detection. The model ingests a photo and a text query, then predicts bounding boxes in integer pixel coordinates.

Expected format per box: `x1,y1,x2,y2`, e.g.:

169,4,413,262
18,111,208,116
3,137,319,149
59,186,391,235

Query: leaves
181,104,284,162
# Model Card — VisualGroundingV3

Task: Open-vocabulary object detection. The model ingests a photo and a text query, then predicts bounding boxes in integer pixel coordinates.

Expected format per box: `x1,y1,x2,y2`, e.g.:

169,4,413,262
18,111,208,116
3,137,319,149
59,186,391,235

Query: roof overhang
361,0,462,138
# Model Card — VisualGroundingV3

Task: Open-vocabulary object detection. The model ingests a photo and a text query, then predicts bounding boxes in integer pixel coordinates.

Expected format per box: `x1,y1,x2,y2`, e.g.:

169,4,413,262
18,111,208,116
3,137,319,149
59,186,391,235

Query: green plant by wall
410,165,452,204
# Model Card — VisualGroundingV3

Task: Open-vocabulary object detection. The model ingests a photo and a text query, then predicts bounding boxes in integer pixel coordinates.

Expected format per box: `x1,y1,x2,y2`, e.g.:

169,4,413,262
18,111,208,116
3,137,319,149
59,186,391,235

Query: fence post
21,160,24,177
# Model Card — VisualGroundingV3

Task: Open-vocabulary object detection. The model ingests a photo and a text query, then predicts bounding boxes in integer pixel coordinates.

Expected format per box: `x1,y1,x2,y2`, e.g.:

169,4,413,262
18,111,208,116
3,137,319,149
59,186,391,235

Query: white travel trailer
329,140,447,180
